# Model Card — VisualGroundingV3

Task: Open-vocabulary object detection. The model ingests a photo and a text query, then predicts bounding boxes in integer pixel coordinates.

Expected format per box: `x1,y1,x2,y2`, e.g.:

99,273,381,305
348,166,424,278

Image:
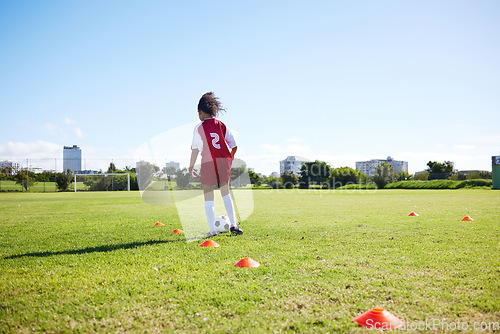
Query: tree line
253,161,374,189
247,160,491,189
0,164,139,192
0,168,78,191
1,160,491,192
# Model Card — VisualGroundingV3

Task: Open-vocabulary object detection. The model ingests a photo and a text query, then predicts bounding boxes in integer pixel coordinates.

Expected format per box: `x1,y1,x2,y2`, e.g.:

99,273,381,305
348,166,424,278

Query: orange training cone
171,229,184,234
199,240,220,247
462,216,474,221
408,212,419,216
353,308,403,330
233,257,260,268
154,222,165,226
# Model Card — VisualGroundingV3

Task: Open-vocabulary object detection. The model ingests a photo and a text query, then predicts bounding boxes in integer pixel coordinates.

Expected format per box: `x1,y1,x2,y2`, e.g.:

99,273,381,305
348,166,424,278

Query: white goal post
74,173,130,192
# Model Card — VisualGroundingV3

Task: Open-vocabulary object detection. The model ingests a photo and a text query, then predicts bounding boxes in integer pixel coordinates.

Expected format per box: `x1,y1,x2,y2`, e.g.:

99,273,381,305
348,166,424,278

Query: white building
63,145,82,173
457,170,489,175
0,160,20,174
356,156,408,176
23,165,43,173
280,156,311,176
78,170,100,175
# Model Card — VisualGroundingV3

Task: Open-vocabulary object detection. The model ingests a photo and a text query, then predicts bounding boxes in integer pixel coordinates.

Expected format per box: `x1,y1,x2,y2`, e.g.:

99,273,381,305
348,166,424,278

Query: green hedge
385,179,492,189
336,183,377,190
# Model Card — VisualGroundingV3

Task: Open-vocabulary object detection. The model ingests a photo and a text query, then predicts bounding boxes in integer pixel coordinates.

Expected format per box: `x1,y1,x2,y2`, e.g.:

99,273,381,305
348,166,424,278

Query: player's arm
190,125,203,177
225,127,237,159
189,149,199,177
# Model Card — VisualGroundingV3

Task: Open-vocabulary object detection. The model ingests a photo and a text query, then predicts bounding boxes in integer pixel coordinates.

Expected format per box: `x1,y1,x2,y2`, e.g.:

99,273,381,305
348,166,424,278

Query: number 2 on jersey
210,133,221,149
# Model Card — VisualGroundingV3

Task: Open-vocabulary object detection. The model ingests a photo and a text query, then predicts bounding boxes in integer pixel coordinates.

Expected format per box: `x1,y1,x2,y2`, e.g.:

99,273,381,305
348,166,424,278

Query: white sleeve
225,128,237,149
191,124,203,150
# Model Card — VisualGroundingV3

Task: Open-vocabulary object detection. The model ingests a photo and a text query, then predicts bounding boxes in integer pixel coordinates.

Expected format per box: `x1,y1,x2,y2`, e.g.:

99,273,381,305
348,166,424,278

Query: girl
189,92,244,236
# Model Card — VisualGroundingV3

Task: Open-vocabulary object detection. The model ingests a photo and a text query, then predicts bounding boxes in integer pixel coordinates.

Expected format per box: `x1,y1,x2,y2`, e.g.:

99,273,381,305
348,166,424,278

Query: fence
0,158,139,174
0,180,58,192
0,158,140,192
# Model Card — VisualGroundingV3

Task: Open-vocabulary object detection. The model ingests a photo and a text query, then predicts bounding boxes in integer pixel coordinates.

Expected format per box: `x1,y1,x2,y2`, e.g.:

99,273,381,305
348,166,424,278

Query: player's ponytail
198,92,226,117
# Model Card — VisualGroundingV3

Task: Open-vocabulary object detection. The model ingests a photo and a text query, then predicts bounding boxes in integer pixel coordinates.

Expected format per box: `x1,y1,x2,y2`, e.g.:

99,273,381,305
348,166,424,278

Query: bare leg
203,184,214,201
219,182,230,197
220,182,238,228
202,184,216,234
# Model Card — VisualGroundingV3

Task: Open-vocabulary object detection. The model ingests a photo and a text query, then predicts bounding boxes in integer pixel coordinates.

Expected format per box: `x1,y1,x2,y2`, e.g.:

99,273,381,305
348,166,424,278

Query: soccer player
189,92,244,236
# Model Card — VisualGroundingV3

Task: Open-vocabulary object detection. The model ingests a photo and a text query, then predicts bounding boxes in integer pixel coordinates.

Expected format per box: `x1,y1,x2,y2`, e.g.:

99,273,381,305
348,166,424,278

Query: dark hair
198,92,225,117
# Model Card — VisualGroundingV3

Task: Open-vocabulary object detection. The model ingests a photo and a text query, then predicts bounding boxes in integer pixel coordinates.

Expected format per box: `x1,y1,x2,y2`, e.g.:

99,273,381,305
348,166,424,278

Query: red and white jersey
191,118,237,162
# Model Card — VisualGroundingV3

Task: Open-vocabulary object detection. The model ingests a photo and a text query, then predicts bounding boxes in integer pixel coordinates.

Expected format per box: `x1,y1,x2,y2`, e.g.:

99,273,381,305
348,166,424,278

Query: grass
0,180,26,192
0,189,499,332
0,180,125,192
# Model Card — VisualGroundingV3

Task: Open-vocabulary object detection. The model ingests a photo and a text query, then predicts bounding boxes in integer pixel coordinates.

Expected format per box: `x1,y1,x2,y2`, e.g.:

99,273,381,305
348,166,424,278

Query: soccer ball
214,215,230,233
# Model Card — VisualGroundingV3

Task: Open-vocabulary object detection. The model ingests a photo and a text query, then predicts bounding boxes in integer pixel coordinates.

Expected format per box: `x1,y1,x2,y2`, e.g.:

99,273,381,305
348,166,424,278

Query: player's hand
190,168,200,178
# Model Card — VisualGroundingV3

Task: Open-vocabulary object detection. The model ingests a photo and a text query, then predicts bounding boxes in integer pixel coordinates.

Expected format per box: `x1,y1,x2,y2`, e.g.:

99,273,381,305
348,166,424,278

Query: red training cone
199,240,220,247
408,212,419,216
462,216,474,221
353,308,403,330
233,257,260,268
171,229,184,234
154,222,165,226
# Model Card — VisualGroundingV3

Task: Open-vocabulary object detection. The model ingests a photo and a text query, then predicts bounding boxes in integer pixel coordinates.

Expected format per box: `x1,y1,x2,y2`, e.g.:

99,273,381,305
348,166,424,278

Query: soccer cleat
203,232,218,239
230,226,244,235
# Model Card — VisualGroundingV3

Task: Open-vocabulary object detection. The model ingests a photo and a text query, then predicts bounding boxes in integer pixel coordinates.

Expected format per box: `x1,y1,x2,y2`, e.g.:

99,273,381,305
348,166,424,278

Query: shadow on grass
3,238,188,260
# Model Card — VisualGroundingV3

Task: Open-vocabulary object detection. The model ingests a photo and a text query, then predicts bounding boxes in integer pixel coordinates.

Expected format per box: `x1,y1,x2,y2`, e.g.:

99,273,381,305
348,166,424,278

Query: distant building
457,170,490,175
0,160,20,174
63,145,82,173
270,172,280,178
77,170,100,175
166,161,180,171
356,156,408,176
280,156,311,176
24,165,43,173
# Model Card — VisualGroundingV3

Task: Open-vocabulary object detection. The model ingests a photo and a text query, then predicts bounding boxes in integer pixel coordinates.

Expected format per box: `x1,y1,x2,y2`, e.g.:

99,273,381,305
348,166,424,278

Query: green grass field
1,189,499,332
0,181,89,192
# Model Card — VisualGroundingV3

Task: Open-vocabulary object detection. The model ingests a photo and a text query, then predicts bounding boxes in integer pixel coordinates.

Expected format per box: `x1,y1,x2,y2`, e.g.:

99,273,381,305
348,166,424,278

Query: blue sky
1,0,499,174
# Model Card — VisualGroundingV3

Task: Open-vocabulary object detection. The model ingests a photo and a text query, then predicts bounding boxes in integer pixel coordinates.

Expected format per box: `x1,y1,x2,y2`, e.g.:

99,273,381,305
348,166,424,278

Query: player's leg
220,183,243,235
201,161,218,236
219,183,235,225
203,183,214,201
203,184,217,236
